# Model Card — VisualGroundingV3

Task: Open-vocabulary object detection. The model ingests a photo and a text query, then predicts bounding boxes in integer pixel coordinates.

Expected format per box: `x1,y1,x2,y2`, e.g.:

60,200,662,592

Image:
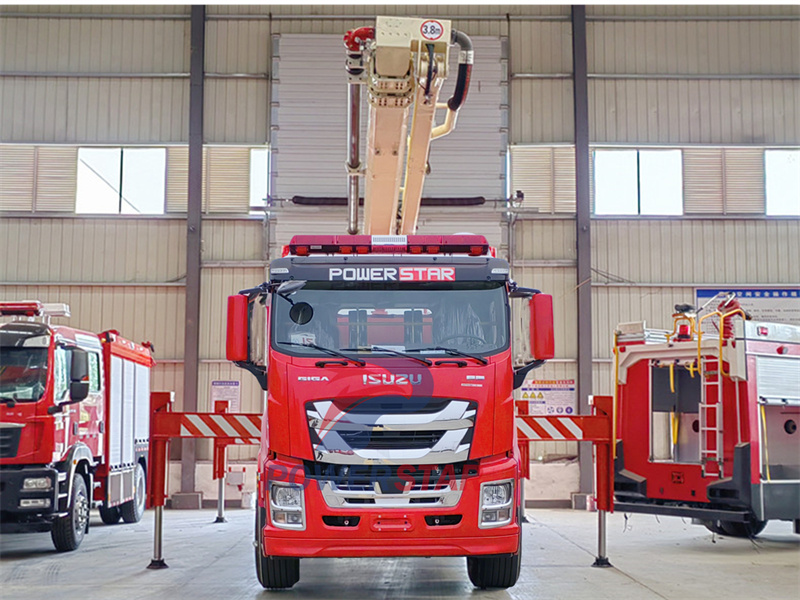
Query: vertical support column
181,4,206,496
572,5,593,496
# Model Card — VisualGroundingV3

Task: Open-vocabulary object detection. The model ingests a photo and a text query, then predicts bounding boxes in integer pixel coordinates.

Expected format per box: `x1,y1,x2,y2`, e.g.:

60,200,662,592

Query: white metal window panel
684,148,724,214
35,147,78,212
272,34,505,202
509,146,576,214
724,149,765,214
166,146,251,214
134,363,150,444
0,145,35,211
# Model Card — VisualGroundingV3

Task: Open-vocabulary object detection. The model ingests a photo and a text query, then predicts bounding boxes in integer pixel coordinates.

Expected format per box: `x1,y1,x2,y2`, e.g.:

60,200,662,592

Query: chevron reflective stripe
516,416,584,441
179,414,261,439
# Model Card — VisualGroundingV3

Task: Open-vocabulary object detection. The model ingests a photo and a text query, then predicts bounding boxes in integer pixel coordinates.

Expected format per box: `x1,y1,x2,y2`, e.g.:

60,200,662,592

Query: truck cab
229,234,554,589
0,301,153,551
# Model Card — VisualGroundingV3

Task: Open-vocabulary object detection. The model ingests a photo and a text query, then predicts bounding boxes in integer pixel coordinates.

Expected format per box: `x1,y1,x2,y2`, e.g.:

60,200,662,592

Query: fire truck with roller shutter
226,16,556,590
0,301,154,551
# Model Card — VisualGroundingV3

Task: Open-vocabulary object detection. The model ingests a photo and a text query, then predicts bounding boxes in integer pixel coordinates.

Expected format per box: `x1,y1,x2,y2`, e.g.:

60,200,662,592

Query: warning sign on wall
521,379,576,416
696,288,800,328
211,380,241,413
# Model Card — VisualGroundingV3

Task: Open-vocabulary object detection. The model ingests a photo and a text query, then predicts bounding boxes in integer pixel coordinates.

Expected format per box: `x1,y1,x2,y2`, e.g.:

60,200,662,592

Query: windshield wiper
339,346,433,366
407,346,489,365
277,341,365,366
0,393,18,407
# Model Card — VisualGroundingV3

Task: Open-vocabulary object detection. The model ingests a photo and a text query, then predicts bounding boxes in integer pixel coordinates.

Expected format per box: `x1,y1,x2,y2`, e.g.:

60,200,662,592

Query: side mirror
69,348,90,402
227,294,268,390
529,294,555,360
227,294,250,362
69,381,90,402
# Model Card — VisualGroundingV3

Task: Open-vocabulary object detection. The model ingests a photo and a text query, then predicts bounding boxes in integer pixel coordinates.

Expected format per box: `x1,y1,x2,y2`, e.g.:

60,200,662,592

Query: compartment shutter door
272,34,505,202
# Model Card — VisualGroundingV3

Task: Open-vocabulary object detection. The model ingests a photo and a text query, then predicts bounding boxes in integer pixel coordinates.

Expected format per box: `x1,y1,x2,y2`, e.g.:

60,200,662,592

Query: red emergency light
0,301,45,317
285,235,490,257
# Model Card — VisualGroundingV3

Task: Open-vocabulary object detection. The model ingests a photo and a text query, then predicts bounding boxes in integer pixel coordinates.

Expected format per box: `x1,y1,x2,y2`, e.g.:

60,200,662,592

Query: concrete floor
1,508,798,599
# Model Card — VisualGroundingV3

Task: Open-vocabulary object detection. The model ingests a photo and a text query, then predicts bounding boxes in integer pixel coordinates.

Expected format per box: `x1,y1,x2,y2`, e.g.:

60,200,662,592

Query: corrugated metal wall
2,4,799,470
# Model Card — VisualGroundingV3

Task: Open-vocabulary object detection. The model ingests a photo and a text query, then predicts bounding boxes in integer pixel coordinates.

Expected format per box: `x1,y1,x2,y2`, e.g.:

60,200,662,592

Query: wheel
99,503,121,525
120,463,146,523
255,507,300,589
702,520,726,535
466,532,521,589
720,517,768,538
51,473,89,552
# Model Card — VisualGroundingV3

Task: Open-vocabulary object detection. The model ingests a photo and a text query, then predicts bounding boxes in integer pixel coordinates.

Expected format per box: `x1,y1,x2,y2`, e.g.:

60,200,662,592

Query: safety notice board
521,379,577,416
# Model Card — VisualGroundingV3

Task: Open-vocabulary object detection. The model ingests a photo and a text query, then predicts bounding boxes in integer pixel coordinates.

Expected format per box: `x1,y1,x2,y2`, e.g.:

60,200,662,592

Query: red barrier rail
146,392,261,569
516,395,615,567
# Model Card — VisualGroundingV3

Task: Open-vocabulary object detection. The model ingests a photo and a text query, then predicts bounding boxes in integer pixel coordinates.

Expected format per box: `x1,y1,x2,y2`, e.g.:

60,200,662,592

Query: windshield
271,281,508,357
0,324,51,402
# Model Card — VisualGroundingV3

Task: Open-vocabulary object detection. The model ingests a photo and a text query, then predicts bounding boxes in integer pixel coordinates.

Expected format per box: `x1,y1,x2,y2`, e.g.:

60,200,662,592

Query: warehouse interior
1,3,798,598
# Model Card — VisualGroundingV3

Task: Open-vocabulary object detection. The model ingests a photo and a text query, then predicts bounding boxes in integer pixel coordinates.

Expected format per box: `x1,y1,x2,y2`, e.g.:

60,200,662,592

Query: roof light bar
0,301,71,319
286,234,490,256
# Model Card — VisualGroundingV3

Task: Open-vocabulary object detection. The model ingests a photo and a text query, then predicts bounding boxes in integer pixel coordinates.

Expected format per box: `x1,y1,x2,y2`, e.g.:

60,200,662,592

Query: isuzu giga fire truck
612,294,800,537
226,16,555,589
0,301,153,551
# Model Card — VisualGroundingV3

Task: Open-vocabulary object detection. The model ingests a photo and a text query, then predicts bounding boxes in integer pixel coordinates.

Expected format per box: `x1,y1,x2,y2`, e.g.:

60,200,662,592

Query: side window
88,352,102,393
53,347,71,401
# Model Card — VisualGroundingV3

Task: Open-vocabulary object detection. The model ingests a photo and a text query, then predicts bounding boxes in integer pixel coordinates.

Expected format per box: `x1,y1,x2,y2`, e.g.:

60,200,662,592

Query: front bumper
260,455,521,558
0,466,59,523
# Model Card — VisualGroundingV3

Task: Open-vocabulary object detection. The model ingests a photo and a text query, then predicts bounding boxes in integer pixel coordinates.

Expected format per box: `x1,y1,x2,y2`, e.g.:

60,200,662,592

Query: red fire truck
228,234,554,589
0,301,153,551
613,294,800,537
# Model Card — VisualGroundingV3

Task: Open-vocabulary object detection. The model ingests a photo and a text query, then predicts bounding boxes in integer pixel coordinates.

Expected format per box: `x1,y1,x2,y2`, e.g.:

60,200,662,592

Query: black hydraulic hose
424,43,436,98
447,29,474,111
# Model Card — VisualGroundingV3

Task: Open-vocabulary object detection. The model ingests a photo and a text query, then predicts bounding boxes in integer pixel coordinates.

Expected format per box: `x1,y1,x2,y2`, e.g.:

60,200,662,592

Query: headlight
23,477,52,490
269,483,305,530
479,480,514,528
271,483,302,508
482,483,511,507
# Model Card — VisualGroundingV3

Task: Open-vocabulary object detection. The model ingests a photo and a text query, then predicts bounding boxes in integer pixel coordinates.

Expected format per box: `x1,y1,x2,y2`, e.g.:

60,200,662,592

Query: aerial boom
345,16,473,235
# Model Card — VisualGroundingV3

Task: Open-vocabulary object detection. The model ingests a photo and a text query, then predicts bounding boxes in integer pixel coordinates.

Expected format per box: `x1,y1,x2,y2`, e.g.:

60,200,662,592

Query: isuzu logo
328,267,455,282
362,374,422,386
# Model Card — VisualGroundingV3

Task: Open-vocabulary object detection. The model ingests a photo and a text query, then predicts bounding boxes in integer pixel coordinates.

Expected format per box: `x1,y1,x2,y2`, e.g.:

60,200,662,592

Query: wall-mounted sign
521,379,576,416
696,288,800,328
211,380,241,413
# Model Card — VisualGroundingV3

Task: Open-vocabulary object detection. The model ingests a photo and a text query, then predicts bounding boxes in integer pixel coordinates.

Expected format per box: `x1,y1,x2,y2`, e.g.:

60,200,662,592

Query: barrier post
213,400,229,523
147,392,173,569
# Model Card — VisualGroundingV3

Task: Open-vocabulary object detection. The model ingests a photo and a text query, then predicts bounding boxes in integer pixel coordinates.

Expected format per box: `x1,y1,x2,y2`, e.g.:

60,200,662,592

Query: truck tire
255,507,300,589
51,474,89,552
120,463,146,523
466,532,522,589
720,517,768,538
99,504,121,525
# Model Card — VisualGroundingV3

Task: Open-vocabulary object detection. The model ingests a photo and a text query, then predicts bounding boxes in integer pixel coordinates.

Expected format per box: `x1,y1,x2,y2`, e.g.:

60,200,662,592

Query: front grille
338,429,446,450
0,426,22,459
306,397,477,465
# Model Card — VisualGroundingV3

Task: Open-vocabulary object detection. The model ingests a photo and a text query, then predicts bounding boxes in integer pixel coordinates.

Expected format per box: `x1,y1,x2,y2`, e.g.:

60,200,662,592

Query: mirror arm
235,361,267,391
513,359,546,390
508,281,541,298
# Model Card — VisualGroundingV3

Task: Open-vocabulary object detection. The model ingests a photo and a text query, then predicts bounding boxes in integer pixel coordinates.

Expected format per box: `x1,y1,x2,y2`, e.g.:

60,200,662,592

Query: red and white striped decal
516,416,584,441
179,414,261,440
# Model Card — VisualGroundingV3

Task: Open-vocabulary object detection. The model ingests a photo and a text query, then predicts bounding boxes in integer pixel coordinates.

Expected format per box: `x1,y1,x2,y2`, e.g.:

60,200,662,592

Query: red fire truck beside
0,301,153,551
612,294,800,537
227,234,555,589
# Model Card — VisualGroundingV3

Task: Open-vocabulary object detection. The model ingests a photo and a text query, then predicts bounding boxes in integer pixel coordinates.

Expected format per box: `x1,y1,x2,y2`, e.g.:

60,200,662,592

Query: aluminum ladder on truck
699,355,724,478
